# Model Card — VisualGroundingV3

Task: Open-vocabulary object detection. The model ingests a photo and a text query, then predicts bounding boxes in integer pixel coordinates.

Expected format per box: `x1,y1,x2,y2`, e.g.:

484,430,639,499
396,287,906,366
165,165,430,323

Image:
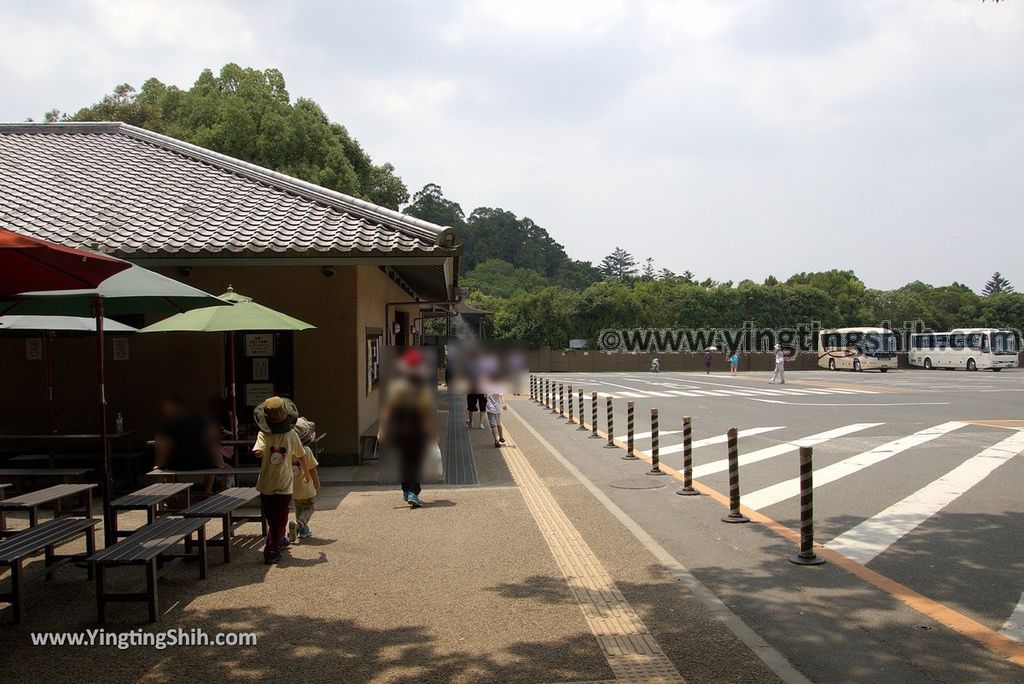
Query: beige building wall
1,263,424,461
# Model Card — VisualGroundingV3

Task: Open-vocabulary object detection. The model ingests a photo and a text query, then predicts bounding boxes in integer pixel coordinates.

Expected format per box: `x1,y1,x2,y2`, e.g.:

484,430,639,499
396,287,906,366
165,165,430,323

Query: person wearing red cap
378,351,438,507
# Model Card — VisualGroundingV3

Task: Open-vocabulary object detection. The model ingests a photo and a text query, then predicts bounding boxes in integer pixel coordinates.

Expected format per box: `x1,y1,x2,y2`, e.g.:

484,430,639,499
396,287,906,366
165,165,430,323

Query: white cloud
0,0,1022,290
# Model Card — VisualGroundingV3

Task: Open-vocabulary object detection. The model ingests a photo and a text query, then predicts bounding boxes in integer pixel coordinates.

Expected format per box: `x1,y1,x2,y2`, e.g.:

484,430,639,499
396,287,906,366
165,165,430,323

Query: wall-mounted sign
245,333,274,357
253,357,270,381
112,338,130,361
245,383,275,407
26,338,43,360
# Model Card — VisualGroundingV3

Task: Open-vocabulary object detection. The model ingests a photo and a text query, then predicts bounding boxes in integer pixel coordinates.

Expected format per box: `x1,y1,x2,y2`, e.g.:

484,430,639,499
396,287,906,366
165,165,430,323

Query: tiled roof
0,122,458,258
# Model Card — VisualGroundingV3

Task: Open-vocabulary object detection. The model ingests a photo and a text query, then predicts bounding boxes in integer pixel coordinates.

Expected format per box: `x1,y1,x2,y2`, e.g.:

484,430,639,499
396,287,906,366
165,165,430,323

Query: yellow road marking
501,438,686,682
964,420,1024,430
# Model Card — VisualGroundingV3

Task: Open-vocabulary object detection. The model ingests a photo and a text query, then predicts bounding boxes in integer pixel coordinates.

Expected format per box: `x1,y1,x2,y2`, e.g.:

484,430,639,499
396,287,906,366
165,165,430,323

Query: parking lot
523,368,1024,652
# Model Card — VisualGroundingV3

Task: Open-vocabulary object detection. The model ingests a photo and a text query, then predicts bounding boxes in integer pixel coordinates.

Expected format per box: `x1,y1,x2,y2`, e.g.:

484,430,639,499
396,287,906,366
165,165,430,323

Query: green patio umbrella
141,286,315,438
1,263,228,545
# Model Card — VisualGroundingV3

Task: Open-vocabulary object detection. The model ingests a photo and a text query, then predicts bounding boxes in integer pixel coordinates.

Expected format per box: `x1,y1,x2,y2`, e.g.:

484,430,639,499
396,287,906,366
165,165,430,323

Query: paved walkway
0,399,783,683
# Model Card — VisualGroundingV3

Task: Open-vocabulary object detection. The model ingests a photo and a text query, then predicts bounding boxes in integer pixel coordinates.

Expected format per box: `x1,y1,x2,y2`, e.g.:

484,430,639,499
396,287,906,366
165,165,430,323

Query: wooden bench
90,517,209,623
110,482,193,539
0,484,95,534
181,487,263,563
0,517,99,622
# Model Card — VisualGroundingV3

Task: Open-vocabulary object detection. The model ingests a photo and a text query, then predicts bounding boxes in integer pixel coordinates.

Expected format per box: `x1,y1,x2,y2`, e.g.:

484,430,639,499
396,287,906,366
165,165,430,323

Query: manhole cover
608,476,668,490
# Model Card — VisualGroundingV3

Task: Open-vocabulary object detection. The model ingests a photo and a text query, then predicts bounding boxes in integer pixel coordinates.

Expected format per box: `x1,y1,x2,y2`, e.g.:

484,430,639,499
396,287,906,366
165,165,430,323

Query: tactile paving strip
503,439,685,683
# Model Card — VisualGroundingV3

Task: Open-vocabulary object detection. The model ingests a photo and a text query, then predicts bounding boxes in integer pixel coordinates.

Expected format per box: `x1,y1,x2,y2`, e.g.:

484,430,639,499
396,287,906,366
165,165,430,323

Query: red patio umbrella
0,228,130,297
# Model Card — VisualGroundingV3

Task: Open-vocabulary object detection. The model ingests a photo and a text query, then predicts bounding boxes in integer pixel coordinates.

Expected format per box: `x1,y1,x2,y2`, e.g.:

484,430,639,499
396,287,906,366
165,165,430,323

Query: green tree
67,64,407,208
598,247,638,279
982,272,1014,296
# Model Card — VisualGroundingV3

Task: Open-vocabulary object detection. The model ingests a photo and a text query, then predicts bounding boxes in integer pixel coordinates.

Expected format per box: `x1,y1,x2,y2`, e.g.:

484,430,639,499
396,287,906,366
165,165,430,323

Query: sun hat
254,396,299,434
295,417,317,444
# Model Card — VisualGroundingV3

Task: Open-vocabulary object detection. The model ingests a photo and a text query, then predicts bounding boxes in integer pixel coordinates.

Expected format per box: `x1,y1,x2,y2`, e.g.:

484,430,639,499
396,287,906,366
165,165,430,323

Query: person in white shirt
769,344,786,384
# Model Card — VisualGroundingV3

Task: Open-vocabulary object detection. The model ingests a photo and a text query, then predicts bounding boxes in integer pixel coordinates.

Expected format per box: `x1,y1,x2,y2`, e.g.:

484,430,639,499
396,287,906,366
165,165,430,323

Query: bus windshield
991,331,1020,355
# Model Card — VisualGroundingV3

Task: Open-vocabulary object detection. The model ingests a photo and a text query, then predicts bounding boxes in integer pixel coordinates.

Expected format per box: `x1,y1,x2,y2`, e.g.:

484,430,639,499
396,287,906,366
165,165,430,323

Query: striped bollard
577,390,588,430
676,416,699,496
789,446,825,565
622,401,638,460
566,385,575,424
647,408,664,475
590,392,601,438
721,428,749,523
531,375,536,401
604,397,616,449
558,384,565,417
547,379,555,412
549,380,558,414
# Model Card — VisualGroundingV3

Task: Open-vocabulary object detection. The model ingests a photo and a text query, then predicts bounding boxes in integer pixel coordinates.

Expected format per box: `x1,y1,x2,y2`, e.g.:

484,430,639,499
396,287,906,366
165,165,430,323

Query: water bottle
115,412,124,434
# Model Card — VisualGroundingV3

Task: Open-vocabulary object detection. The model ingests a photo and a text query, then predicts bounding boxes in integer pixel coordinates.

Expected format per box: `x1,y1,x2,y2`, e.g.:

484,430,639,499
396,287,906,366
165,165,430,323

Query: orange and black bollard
605,397,616,449
721,428,749,523
648,408,665,475
577,390,588,430
558,384,565,417
676,416,699,496
622,400,638,460
789,446,825,565
590,392,601,438
566,385,575,424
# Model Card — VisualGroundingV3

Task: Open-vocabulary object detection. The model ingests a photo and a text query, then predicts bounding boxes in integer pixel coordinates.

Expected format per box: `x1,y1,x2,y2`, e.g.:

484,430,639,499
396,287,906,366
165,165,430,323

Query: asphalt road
523,367,1024,677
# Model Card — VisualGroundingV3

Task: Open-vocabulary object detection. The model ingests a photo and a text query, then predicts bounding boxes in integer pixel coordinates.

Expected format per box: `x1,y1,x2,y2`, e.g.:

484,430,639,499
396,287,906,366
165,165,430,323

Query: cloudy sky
1,0,1021,291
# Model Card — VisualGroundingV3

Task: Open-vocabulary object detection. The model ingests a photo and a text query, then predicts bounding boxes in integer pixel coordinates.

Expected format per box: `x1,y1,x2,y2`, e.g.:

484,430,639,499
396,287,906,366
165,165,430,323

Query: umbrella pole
95,296,114,546
45,330,55,434
229,331,238,440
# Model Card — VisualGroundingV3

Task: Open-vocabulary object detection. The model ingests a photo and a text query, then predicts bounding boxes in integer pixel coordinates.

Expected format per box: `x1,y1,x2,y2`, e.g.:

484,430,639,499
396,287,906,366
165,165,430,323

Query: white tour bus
908,328,1020,371
817,327,898,372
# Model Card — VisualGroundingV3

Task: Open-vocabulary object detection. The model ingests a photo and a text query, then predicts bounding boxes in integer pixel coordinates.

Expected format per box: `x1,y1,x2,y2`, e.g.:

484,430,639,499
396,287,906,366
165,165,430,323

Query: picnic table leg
110,509,119,540
197,525,208,580
146,559,159,623
85,490,93,519
95,563,107,624
44,542,54,581
222,515,231,564
10,560,23,623
28,506,38,528
84,527,96,580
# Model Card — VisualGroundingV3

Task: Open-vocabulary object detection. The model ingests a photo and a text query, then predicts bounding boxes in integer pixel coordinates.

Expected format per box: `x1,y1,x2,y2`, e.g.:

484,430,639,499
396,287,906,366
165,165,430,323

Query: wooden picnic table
0,468,92,488
110,482,193,539
181,487,262,563
0,483,9,534
145,466,260,484
9,452,147,486
0,483,96,531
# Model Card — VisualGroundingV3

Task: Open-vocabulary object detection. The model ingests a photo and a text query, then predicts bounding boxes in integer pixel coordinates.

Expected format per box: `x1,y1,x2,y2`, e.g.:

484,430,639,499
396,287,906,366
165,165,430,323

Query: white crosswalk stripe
636,426,786,457
743,422,968,510
535,378,877,400
690,423,882,478
826,429,1024,565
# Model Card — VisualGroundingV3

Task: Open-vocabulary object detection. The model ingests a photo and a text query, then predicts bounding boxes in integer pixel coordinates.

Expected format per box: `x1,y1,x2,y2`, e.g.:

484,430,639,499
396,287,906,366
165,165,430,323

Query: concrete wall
0,264,420,461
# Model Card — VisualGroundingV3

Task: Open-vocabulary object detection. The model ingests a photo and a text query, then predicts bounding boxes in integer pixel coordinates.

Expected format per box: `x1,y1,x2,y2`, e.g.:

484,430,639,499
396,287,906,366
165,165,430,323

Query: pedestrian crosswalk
538,377,877,401
568,413,1024,642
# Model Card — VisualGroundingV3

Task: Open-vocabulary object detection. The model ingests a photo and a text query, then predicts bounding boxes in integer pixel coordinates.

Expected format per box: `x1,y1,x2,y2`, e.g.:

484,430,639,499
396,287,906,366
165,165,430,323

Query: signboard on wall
245,333,274,357
253,357,270,381
245,383,275,407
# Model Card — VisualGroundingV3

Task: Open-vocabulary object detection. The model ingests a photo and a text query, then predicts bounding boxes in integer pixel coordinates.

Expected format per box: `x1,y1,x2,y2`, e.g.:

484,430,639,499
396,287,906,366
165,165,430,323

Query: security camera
178,266,192,277
322,266,336,278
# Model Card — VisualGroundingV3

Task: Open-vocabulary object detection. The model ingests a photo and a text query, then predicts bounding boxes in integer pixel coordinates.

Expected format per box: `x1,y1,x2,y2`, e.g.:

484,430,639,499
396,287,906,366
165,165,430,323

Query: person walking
729,351,740,376
769,344,786,384
379,348,438,508
252,396,304,564
704,350,713,374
